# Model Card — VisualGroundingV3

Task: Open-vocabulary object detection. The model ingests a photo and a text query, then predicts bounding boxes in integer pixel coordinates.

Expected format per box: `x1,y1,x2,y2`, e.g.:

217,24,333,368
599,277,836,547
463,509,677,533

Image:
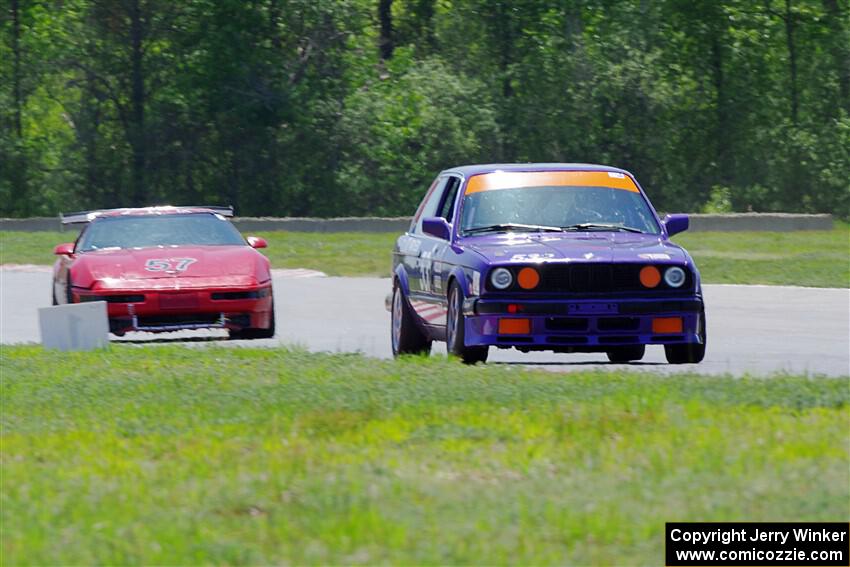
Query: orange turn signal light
639,266,661,288
652,317,683,334
517,267,540,290
498,318,531,335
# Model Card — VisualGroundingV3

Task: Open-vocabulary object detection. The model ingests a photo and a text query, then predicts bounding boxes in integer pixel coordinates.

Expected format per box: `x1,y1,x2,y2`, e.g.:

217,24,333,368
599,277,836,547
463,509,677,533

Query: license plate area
568,302,618,315
159,292,200,310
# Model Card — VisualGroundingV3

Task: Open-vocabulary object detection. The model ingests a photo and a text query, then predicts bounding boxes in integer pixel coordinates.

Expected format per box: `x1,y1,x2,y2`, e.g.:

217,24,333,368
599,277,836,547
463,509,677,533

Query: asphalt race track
2,269,848,377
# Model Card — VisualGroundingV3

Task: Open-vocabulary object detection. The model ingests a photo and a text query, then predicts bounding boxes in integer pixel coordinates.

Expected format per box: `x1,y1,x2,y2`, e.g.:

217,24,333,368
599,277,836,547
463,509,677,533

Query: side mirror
54,243,75,256
422,217,451,240
246,236,268,249
663,214,689,237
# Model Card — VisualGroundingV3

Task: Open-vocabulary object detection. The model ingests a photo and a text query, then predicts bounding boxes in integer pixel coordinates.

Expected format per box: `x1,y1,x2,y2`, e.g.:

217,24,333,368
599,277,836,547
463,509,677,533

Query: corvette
391,163,706,364
52,206,275,339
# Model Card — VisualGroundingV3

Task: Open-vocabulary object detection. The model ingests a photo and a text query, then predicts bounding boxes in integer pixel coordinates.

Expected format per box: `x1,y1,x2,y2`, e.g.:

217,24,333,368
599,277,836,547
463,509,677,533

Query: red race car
52,206,275,339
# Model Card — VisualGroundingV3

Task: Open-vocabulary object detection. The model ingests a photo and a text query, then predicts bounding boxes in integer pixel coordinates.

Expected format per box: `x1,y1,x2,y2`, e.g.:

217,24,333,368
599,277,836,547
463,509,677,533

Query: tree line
1,0,848,218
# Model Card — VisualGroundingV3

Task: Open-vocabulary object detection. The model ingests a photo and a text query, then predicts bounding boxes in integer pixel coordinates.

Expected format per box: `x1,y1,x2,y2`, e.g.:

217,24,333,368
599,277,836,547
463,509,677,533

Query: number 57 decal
145,258,197,272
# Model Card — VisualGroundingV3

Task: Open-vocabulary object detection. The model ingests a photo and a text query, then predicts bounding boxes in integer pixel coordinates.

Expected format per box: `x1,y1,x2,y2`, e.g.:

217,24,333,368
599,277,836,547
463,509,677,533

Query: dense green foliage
2,225,848,285
1,1,849,217
2,345,847,563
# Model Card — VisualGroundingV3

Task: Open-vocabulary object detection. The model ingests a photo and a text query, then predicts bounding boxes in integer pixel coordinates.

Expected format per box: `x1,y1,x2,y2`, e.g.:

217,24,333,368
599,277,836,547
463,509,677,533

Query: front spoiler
461,296,704,350
126,311,228,333
463,297,702,316
74,286,272,334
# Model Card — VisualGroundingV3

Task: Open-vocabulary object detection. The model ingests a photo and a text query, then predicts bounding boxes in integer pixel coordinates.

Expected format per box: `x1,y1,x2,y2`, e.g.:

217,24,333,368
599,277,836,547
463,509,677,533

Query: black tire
446,281,488,364
665,309,707,364
606,345,646,363
65,273,74,304
391,282,432,356
230,301,276,340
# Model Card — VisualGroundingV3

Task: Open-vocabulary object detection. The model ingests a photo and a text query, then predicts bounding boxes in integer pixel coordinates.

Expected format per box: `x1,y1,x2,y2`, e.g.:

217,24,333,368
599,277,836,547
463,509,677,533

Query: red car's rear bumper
73,285,273,334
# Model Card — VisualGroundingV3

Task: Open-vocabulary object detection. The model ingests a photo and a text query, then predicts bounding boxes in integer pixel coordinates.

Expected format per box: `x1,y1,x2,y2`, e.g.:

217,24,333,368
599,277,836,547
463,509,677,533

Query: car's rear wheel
606,345,646,363
665,310,707,364
391,282,432,356
229,301,276,340
446,281,488,364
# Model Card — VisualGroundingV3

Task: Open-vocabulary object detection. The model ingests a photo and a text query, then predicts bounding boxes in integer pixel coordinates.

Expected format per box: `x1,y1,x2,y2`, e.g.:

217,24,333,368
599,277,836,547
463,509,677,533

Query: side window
413,176,449,234
437,177,460,223
410,177,441,232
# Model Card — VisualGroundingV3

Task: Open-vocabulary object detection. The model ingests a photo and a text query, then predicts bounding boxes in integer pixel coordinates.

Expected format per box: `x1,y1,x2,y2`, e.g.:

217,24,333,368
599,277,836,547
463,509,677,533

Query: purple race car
390,163,706,364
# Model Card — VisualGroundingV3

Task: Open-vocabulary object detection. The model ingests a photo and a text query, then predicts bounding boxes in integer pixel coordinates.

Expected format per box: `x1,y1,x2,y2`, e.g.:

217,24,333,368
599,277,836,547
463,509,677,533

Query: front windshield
460,172,661,235
76,213,246,252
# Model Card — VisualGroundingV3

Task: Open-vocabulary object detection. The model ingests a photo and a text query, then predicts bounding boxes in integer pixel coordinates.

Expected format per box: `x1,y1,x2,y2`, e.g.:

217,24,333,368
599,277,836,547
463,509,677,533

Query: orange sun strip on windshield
464,171,639,194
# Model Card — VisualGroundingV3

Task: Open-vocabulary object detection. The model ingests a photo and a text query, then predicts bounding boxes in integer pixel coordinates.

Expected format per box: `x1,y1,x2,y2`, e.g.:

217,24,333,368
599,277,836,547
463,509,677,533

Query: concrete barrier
0,217,63,232
232,216,412,234
685,213,834,232
0,213,835,233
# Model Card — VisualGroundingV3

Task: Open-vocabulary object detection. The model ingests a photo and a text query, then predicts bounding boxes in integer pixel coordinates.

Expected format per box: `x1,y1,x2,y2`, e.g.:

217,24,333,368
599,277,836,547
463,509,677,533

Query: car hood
70,245,271,289
462,232,689,265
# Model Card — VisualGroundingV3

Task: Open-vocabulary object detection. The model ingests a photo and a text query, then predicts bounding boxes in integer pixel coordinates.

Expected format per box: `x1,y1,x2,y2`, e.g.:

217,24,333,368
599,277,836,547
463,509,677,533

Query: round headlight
490,267,513,290
664,266,686,288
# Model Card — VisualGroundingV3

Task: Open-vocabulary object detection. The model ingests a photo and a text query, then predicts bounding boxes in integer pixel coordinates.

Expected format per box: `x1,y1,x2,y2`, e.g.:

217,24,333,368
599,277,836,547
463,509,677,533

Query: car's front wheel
665,310,707,364
65,273,74,304
229,301,276,340
446,281,488,364
391,282,432,357
606,345,645,363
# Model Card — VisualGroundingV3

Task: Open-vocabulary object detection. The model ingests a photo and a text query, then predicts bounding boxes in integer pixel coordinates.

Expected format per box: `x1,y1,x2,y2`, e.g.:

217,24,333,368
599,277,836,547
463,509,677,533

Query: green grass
257,231,399,276
2,346,848,565
672,224,850,288
0,230,83,266
1,225,847,285
0,230,400,277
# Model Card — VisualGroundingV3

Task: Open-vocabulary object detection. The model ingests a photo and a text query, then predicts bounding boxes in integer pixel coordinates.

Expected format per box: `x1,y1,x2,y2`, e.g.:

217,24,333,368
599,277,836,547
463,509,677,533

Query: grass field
1,225,848,286
673,227,850,288
2,345,848,564
0,230,400,277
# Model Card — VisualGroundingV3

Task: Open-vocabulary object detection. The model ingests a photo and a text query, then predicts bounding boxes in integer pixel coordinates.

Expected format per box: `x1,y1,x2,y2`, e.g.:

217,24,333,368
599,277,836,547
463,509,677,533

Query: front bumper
462,296,704,351
74,285,273,334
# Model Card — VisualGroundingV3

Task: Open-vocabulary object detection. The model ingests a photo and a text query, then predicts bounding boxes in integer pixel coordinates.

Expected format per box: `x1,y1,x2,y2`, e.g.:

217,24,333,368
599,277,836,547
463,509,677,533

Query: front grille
597,317,641,331
137,313,221,326
79,294,145,303
540,264,643,293
545,318,589,331
212,290,261,300
486,263,694,294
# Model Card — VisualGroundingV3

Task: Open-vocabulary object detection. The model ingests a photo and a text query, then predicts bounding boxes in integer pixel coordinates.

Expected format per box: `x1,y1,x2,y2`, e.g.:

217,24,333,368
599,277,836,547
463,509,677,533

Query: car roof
441,163,632,177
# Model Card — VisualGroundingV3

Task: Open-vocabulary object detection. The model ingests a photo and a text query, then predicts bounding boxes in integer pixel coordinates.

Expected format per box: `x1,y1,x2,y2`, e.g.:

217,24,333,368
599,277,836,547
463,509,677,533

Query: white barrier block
38,301,109,351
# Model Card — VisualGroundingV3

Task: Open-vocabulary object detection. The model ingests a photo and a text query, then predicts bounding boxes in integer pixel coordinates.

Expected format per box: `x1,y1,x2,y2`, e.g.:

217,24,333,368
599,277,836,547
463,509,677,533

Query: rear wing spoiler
60,205,234,225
